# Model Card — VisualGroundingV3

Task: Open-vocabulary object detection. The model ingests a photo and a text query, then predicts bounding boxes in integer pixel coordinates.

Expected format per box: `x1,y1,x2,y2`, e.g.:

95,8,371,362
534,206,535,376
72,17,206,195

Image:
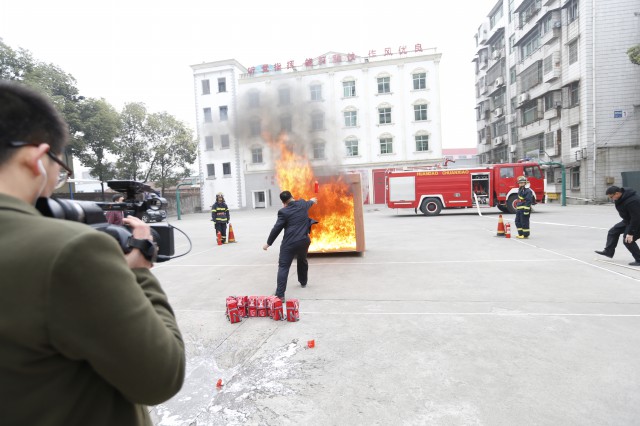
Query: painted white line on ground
594,258,640,271
483,214,607,230
162,259,571,268
176,309,640,318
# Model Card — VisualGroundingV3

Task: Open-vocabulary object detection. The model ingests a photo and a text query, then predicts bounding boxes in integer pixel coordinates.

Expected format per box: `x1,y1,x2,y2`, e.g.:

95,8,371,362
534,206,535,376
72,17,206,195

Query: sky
0,0,500,149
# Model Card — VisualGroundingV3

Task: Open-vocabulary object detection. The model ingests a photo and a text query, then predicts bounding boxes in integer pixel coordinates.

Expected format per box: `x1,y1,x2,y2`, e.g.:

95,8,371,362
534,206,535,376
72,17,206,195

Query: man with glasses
595,186,640,266
0,81,185,425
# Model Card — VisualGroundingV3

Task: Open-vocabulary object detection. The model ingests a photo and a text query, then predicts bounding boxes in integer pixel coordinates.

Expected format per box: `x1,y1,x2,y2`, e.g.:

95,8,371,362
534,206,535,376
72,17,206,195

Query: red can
286,299,300,322
225,298,242,324
257,296,267,317
235,296,248,317
248,296,258,317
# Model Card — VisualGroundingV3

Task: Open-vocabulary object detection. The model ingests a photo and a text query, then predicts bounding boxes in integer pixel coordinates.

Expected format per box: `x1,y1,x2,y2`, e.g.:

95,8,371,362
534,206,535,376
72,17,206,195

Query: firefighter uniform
515,176,533,238
211,193,230,243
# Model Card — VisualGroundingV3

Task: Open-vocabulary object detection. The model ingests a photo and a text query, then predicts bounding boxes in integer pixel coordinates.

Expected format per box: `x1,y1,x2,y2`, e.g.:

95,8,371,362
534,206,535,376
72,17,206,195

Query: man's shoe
595,250,614,258
629,261,640,267
516,235,526,239
300,283,307,288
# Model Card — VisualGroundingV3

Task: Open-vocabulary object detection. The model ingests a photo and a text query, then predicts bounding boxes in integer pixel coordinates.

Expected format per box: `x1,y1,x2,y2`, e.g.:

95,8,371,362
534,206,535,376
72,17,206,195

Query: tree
145,112,197,194
116,102,152,181
628,45,640,66
71,98,121,198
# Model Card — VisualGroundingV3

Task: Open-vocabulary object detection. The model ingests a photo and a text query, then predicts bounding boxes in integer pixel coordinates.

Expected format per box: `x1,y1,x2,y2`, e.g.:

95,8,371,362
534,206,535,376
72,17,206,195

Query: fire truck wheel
420,198,442,216
506,195,518,214
497,205,508,213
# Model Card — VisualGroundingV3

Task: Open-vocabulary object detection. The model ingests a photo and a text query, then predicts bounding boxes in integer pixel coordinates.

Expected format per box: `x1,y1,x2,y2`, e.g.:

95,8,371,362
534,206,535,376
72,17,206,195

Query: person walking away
263,191,317,300
595,186,640,266
211,192,230,243
515,175,533,239
0,81,185,426
105,193,125,225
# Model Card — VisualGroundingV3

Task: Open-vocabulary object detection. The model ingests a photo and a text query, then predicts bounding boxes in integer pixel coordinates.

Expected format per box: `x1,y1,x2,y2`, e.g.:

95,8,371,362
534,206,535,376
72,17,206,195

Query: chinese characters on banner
247,43,425,76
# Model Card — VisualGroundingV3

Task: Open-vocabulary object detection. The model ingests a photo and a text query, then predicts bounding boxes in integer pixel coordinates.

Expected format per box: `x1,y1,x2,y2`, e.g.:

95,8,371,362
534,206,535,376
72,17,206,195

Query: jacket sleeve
626,198,640,235
211,204,216,220
47,231,185,405
226,205,230,221
267,210,286,246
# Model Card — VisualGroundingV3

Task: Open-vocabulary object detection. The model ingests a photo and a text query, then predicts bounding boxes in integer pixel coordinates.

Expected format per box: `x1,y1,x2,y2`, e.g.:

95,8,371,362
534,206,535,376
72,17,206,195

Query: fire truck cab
386,162,545,216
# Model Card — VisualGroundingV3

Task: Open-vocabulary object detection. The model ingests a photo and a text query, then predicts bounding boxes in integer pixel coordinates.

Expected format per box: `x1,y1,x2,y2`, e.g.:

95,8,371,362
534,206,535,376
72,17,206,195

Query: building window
570,125,579,148
205,136,214,151
218,78,226,93
250,118,261,137
311,112,324,131
251,147,263,164
510,66,516,84
221,134,230,149
545,132,555,149
310,84,322,101
313,141,325,159
203,108,212,123
380,137,393,154
490,4,504,28
571,167,580,189
413,73,426,90
223,162,231,176
520,29,540,60
344,110,357,127
568,40,578,64
416,134,429,152
280,115,292,132
219,106,228,121
509,34,515,54
206,163,215,177
249,92,260,108
345,139,359,157
569,81,580,107
414,104,428,121
343,80,356,97
377,77,390,94
378,107,392,124
567,0,579,23
202,79,210,95
522,100,539,125
279,87,290,105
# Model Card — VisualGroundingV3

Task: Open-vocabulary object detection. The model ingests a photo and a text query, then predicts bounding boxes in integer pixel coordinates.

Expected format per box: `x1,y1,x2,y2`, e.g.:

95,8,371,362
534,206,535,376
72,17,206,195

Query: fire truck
386,162,545,216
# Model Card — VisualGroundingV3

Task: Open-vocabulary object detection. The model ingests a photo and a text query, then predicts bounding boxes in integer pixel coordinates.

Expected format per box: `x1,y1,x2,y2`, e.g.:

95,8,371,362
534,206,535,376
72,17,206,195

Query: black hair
605,186,621,195
112,194,124,202
0,81,69,165
280,191,292,203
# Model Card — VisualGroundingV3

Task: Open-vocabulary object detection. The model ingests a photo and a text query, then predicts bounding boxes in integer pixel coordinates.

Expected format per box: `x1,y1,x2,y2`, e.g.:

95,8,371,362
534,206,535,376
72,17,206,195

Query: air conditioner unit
495,76,504,87
553,21,562,28
510,145,517,153
492,50,502,60
518,93,530,105
494,136,503,145
495,107,504,117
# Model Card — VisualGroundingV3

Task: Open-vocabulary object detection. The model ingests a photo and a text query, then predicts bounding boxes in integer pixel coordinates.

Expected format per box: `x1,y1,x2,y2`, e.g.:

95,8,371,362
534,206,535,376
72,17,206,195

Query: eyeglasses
9,141,74,189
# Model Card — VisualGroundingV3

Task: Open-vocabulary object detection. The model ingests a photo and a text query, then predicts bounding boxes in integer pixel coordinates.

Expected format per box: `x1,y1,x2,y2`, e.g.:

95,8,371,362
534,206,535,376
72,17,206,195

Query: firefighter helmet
517,176,528,184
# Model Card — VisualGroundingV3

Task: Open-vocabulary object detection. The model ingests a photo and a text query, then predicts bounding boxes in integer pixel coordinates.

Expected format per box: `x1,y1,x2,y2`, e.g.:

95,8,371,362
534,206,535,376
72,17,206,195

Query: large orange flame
263,131,356,252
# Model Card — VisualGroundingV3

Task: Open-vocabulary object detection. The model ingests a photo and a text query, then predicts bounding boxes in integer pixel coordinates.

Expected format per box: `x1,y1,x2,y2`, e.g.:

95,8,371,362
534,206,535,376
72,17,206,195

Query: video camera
106,180,168,223
35,182,176,262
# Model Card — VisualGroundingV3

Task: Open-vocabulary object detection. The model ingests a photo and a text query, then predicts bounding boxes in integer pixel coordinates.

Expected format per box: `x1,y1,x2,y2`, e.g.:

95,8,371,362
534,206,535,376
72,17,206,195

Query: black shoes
300,283,307,288
629,261,640,267
595,250,614,258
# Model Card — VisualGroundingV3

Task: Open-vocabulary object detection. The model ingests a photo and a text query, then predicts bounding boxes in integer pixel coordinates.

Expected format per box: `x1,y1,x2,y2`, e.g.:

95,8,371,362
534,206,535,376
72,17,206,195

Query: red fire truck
386,162,545,215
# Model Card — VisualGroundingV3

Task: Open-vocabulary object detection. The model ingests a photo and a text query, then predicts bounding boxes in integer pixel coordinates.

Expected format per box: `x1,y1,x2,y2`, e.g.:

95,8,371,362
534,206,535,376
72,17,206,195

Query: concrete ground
148,202,640,426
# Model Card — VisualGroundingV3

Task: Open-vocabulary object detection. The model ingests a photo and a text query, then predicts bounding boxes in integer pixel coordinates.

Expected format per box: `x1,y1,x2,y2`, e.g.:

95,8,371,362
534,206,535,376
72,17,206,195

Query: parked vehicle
386,162,545,215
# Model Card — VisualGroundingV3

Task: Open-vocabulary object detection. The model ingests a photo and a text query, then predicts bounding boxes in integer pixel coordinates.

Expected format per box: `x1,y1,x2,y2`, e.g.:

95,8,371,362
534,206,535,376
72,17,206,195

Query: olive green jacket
0,193,185,425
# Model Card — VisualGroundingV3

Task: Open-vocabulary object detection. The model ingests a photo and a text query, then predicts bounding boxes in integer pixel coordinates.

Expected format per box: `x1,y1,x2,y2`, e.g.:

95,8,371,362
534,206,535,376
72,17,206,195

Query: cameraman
0,81,185,425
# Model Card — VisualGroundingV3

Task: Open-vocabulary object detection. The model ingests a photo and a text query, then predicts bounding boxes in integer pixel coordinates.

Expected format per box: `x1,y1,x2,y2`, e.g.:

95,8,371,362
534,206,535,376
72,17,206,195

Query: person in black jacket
263,191,318,300
211,192,230,243
595,186,640,266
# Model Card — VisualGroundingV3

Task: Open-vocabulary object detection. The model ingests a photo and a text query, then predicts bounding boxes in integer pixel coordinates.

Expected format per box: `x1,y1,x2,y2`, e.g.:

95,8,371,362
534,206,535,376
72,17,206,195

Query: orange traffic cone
496,214,505,237
227,223,236,243
216,231,222,246
505,223,511,239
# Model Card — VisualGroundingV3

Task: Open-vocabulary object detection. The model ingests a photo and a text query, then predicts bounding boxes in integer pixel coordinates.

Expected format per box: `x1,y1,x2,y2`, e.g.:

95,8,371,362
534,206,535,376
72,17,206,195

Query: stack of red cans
226,296,298,323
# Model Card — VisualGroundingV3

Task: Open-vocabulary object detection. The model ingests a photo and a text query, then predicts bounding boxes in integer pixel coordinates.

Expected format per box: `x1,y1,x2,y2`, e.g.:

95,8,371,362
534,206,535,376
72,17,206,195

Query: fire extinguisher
505,223,511,239
314,180,319,193
217,231,222,245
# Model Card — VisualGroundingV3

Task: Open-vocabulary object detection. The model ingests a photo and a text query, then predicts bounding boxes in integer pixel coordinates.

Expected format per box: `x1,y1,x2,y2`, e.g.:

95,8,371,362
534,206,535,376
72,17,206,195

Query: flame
263,131,356,252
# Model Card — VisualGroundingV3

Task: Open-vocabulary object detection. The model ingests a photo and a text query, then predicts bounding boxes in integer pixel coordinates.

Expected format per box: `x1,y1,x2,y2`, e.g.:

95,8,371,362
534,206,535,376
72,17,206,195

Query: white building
191,48,443,210
474,0,640,203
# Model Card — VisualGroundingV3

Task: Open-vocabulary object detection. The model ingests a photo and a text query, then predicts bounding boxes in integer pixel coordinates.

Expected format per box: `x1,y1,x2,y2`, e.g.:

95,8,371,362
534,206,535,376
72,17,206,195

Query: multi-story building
474,0,640,203
191,49,443,210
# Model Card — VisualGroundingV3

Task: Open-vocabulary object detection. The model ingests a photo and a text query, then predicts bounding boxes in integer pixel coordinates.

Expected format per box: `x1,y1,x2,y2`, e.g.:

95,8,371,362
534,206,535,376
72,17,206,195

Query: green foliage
628,45,640,65
145,112,197,194
116,102,152,181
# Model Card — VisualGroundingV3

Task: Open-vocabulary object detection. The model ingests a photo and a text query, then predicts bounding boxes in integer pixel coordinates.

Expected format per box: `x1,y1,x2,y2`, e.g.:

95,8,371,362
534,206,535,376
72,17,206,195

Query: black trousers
275,237,310,298
515,210,530,237
605,221,640,261
215,222,227,242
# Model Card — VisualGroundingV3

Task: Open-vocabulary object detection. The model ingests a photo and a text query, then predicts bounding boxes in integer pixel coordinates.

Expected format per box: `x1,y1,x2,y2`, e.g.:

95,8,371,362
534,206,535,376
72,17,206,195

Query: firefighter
515,176,533,239
211,192,230,243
